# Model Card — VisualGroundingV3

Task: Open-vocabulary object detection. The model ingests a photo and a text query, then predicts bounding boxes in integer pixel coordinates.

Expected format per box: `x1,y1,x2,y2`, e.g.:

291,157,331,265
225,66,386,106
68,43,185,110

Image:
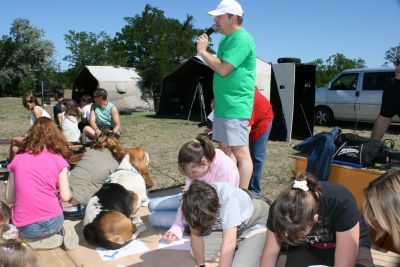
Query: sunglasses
27,100,34,104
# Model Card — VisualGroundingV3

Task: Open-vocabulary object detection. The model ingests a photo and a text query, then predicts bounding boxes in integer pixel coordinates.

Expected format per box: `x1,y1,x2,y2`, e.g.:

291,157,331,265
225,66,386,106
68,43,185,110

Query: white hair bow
292,180,309,191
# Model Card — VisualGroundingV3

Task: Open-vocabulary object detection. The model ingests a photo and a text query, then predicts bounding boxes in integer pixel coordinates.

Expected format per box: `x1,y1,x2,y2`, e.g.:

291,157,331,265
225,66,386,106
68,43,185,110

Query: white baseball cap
208,0,244,16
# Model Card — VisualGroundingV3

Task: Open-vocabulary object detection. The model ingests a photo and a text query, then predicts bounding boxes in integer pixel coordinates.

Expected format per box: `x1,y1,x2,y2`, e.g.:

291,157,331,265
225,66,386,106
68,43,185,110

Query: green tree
309,53,365,88
0,18,57,96
384,43,400,65
115,4,205,107
63,30,118,85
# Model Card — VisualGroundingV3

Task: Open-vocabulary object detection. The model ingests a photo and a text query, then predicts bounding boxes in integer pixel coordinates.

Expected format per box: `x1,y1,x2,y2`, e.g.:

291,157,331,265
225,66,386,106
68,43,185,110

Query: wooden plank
36,248,76,267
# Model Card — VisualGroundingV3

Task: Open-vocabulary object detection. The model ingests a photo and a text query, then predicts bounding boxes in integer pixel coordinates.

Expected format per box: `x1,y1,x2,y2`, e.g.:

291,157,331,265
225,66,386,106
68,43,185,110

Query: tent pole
187,77,207,122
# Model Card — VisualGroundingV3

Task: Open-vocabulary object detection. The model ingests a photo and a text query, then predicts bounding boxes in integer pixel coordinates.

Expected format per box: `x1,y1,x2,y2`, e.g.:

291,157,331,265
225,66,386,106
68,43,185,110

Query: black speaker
292,64,316,140
269,63,316,141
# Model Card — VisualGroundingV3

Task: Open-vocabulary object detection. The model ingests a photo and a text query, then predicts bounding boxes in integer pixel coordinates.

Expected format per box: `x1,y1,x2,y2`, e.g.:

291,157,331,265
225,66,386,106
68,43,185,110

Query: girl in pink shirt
6,117,72,246
148,135,240,241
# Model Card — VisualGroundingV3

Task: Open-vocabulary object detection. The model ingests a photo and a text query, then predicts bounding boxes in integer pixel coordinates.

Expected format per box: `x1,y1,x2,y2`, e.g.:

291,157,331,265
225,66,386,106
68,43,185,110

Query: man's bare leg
232,145,253,189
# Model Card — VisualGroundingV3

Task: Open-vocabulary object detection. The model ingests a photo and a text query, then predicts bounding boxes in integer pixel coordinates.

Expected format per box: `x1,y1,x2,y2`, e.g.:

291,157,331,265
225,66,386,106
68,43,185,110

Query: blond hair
363,168,400,251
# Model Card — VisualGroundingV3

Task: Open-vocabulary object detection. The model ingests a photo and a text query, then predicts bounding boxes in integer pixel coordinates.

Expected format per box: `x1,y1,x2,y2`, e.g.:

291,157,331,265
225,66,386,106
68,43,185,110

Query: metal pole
187,82,199,120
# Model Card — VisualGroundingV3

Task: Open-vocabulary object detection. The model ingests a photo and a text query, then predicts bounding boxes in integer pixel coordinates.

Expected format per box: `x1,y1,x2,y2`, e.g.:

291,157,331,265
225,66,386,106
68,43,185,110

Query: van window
362,71,395,91
330,73,358,90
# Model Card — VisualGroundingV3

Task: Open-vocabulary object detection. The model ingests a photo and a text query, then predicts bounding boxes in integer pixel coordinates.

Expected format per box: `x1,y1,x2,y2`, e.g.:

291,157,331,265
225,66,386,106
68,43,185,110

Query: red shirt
249,90,274,143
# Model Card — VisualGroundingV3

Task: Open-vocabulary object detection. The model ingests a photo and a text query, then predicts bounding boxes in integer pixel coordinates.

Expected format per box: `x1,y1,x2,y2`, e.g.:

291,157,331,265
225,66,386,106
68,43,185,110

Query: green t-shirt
213,28,256,119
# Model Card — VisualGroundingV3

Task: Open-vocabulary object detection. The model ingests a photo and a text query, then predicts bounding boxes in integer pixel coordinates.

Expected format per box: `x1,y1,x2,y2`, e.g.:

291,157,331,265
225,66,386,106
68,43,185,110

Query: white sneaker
28,234,63,250
62,220,79,251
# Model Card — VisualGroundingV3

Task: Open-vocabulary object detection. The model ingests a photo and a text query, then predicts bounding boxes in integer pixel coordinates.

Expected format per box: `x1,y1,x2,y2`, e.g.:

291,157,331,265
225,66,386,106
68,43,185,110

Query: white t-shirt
81,104,92,122
30,106,51,126
60,112,81,143
211,182,253,230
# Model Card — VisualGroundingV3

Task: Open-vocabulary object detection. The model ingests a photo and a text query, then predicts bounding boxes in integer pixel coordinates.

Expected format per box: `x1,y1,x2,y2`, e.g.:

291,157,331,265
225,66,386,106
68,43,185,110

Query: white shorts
212,116,249,146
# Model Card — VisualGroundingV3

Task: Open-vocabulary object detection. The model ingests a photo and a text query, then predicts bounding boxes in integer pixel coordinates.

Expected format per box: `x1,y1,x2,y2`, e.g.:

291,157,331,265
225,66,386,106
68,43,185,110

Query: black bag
333,133,387,166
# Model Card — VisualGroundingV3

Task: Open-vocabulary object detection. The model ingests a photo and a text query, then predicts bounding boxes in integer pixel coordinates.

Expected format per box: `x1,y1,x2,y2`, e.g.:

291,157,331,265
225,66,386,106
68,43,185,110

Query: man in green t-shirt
196,0,256,189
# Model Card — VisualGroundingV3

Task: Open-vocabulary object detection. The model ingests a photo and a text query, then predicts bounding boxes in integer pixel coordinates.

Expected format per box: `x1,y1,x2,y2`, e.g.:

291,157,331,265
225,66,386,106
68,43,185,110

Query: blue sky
1,0,399,70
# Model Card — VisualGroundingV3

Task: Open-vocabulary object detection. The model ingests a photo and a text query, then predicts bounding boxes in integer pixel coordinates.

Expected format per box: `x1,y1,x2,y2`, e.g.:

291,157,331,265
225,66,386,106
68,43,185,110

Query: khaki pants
201,198,269,267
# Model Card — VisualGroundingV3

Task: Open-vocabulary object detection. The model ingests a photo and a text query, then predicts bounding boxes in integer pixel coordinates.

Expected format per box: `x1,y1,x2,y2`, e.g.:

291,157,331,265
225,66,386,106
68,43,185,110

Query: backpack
333,133,388,167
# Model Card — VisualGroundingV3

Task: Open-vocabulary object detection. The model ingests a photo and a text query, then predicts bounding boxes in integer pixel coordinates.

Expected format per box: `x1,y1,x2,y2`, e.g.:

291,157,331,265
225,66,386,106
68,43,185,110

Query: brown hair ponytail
178,135,216,171
272,172,322,246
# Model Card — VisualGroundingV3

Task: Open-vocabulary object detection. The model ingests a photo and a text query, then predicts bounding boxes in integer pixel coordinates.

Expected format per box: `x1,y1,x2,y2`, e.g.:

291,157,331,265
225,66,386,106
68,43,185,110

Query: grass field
1,95,400,200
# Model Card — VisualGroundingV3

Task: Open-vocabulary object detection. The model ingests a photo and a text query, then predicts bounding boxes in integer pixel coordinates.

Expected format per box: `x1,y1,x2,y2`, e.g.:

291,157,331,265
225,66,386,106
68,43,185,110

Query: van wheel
315,106,333,126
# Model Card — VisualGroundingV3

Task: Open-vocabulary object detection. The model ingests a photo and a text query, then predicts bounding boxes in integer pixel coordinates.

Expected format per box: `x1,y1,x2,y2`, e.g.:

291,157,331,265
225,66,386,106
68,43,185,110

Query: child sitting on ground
6,117,74,250
148,135,240,242
58,99,81,143
182,180,269,267
0,224,39,267
259,172,374,267
79,95,92,132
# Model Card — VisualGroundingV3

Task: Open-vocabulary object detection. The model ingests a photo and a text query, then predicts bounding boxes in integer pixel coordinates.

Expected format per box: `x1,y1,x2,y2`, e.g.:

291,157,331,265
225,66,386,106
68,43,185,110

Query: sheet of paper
157,235,191,251
96,239,149,261
207,110,214,122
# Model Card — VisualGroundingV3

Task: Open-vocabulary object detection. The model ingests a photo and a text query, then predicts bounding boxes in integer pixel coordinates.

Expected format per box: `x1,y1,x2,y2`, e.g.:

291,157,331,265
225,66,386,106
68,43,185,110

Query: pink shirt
8,149,69,227
169,149,239,238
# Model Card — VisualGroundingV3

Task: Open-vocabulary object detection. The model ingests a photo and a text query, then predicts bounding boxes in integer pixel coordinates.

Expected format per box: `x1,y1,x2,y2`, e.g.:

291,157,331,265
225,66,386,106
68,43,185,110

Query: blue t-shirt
94,102,114,128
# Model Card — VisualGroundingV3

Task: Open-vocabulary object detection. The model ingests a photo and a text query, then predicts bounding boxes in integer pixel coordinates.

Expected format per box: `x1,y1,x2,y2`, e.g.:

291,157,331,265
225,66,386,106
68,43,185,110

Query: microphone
195,24,220,47
205,24,220,36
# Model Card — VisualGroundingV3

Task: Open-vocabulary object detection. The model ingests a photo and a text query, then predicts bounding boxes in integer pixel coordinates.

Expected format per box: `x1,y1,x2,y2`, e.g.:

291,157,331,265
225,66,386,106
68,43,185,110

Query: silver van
314,67,397,125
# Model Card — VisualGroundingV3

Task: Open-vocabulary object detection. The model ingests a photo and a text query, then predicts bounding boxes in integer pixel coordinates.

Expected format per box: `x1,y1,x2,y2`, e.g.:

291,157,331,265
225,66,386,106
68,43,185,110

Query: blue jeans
148,193,182,229
18,213,64,240
249,123,272,195
293,127,341,181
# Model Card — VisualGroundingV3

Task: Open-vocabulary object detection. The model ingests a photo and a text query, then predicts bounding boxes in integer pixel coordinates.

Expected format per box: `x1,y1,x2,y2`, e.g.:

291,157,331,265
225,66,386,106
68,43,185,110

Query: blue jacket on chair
293,127,341,181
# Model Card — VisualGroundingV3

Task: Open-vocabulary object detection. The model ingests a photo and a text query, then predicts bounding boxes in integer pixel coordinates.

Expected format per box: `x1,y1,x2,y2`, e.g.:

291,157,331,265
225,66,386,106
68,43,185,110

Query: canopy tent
157,56,214,118
157,56,271,120
73,66,152,113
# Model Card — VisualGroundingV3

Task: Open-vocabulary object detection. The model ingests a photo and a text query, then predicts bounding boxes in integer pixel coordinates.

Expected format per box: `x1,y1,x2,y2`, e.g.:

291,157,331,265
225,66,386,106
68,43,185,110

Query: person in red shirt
248,87,274,195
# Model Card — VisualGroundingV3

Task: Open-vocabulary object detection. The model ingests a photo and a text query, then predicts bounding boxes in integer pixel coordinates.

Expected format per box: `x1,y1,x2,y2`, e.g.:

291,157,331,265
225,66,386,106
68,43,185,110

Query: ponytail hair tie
2,224,18,240
292,180,309,191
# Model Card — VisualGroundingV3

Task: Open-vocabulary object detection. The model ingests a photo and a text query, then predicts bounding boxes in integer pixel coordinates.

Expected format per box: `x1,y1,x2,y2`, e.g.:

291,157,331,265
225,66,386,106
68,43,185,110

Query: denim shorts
18,213,64,240
212,116,249,146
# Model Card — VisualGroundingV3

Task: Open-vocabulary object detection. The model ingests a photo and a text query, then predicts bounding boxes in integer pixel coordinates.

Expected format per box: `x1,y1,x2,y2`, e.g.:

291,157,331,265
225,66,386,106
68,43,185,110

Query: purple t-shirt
8,149,69,227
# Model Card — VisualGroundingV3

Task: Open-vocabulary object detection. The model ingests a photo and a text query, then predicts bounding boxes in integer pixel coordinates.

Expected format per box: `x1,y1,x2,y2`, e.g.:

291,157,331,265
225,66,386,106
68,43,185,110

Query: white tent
73,66,152,113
